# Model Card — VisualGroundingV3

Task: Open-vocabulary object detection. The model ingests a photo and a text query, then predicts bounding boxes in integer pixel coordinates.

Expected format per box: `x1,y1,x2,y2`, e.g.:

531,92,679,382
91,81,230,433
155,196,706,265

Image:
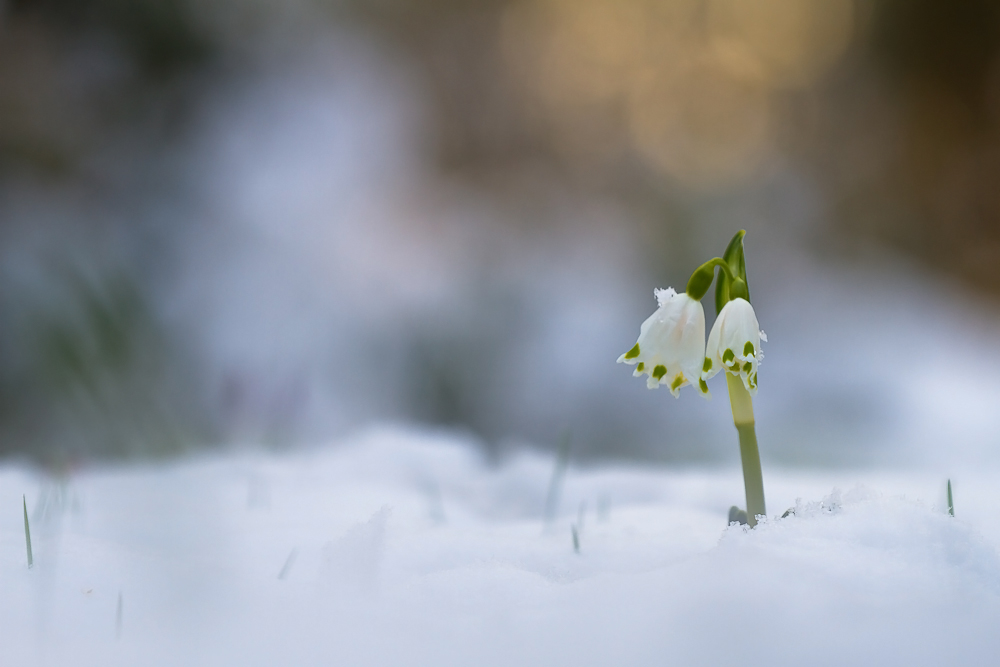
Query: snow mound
1,428,998,666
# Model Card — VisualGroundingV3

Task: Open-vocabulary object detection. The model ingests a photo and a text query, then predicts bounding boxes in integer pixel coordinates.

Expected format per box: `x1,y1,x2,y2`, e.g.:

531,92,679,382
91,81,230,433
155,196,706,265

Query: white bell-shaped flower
703,297,767,395
617,288,710,397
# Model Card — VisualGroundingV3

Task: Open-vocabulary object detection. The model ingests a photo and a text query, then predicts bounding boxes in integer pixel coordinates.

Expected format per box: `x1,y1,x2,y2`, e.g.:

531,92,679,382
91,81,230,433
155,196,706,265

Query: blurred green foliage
2,266,211,464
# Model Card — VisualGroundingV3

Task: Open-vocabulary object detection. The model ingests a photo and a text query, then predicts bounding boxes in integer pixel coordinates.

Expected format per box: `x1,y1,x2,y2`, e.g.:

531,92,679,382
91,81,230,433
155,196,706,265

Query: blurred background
3,0,1000,468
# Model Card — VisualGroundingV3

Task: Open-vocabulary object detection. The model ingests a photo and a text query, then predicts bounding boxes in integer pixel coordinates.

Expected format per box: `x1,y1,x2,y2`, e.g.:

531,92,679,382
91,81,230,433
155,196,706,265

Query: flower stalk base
726,373,766,527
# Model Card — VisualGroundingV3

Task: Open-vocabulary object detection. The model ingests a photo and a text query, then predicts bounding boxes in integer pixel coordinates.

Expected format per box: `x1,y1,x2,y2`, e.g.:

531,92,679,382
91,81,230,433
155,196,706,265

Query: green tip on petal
652,365,667,381
670,375,684,391
636,362,645,372
743,341,755,356
722,349,735,363
699,378,709,393
703,357,712,372
624,343,640,360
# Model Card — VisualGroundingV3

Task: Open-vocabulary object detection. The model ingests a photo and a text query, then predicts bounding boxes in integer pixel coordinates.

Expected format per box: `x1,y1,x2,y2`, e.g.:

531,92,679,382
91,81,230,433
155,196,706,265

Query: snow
654,287,677,306
3,427,1000,665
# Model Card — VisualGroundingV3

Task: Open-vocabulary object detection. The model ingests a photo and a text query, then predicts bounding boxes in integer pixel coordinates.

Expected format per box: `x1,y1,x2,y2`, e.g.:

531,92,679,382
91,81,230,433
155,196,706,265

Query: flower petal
704,297,764,396
619,289,707,397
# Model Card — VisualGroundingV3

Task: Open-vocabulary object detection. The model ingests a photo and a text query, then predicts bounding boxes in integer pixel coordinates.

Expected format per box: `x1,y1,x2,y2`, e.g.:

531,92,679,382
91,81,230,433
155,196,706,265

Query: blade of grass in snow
947,479,955,517
571,525,580,554
278,548,298,580
23,495,33,568
597,494,611,522
426,483,446,524
544,430,571,527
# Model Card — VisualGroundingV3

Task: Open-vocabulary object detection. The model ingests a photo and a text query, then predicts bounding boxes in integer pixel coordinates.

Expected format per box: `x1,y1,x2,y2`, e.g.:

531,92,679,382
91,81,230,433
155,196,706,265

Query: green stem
726,373,766,527
686,258,736,300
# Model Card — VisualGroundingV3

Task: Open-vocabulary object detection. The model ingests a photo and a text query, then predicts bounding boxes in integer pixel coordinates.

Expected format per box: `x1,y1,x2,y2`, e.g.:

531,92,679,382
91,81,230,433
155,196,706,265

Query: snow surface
3,427,1000,666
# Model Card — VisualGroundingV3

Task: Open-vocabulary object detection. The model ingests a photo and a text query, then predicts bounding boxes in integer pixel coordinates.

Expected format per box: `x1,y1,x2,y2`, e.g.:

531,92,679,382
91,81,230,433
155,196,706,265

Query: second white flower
704,297,766,395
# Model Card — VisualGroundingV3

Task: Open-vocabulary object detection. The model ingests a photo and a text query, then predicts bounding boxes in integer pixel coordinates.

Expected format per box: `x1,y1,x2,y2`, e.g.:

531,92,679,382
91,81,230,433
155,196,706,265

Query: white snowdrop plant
618,286,708,396
618,230,768,526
